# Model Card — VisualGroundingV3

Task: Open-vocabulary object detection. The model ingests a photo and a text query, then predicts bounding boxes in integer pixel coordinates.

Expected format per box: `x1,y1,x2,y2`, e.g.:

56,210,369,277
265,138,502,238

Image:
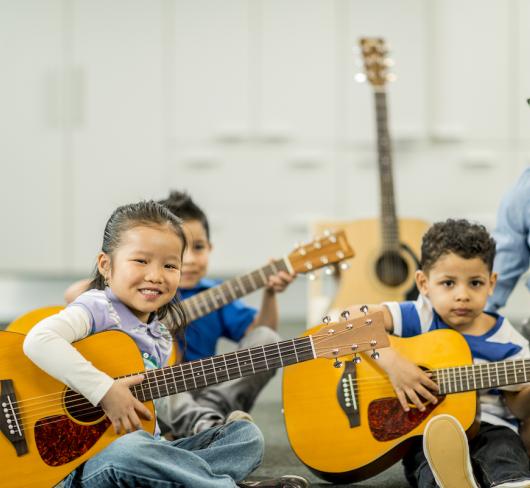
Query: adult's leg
63,420,264,488
402,437,438,488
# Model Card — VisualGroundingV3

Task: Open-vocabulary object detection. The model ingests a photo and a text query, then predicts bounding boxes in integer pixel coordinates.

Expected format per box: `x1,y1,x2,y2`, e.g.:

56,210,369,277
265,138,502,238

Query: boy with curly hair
347,219,530,488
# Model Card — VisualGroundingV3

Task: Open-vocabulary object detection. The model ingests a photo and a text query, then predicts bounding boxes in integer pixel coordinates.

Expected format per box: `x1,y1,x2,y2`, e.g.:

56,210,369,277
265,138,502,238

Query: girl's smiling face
98,224,183,322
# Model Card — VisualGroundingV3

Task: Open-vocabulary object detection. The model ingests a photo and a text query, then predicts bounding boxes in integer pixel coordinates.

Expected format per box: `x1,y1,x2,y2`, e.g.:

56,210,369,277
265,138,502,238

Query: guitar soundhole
375,251,409,287
64,388,105,423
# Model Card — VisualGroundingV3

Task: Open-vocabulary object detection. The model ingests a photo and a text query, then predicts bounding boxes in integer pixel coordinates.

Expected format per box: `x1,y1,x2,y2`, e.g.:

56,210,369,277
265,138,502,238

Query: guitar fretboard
374,90,399,252
182,258,290,321
433,359,530,395
130,336,314,402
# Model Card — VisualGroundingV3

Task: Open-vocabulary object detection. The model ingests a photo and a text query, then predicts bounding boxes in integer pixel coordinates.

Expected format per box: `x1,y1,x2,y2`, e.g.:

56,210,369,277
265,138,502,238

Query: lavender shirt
69,288,173,369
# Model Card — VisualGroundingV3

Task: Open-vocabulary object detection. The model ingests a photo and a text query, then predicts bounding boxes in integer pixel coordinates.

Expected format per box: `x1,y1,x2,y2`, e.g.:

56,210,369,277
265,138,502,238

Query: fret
145,370,155,400
447,368,453,394
222,354,231,381
504,362,509,385
241,275,253,293
156,369,168,398
198,359,208,387
258,268,268,285
213,356,229,383
246,272,257,290
465,365,470,391
210,357,218,384
169,363,179,396
237,349,254,375
292,338,299,363
187,299,200,320
182,301,196,322
488,363,501,386
235,276,246,295
207,289,220,309
270,261,278,274
277,343,284,367
458,366,463,392
252,269,266,288
182,363,197,391
262,345,269,370
438,368,447,394
224,281,237,301
523,360,528,383
234,351,243,378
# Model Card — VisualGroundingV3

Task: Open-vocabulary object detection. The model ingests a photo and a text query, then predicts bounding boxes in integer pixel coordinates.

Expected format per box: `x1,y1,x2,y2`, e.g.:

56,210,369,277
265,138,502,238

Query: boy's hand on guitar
100,374,152,434
379,349,439,412
265,268,295,294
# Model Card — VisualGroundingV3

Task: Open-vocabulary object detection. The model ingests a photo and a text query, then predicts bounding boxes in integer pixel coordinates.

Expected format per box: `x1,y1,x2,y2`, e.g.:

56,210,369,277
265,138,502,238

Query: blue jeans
403,422,530,487
63,420,264,487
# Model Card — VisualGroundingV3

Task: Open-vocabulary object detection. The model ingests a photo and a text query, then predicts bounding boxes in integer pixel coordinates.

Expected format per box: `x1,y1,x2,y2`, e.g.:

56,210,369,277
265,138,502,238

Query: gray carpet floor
249,400,409,488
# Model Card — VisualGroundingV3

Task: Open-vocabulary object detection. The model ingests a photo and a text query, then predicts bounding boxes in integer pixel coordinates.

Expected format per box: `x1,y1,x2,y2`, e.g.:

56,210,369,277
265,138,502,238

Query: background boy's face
415,252,497,330
180,219,211,289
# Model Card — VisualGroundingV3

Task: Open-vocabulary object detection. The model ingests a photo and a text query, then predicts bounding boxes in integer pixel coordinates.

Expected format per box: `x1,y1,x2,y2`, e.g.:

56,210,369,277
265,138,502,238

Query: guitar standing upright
309,37,429,314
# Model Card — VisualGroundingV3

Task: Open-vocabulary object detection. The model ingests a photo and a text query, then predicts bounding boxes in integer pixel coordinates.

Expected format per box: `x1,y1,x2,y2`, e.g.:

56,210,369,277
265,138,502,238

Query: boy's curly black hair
420,218,496,273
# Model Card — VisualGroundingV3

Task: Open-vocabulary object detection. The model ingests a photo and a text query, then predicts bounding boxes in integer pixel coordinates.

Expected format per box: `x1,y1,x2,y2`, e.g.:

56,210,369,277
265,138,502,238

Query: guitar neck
182,258,291,321
374,90,399,252
433,359,530,395
130,336,314,402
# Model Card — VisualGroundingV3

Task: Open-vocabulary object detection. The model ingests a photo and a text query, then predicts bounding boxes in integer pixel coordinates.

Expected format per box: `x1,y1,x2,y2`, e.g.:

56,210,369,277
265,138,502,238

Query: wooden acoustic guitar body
310,218,429,313
282,329,477,483
0,330,155,488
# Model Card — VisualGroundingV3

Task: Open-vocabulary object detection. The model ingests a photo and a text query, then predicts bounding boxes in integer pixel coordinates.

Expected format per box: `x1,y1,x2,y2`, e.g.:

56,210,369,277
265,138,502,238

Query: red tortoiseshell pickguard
368,397,443,442
35,415,111,466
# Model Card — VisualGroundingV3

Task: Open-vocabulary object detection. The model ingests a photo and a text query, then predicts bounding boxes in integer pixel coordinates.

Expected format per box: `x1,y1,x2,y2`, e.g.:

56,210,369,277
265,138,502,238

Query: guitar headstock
310,310,389,362
358,37,395,88
287,230,354,276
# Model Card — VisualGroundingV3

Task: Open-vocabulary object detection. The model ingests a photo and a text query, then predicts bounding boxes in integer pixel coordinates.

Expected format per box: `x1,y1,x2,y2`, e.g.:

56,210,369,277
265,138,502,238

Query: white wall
0,0,528,321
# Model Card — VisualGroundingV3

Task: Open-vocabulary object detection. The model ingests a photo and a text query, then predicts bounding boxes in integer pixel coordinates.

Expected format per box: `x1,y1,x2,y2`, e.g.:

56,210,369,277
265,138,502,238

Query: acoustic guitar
283,328,530,483
309,37,428,314
0,311,387,487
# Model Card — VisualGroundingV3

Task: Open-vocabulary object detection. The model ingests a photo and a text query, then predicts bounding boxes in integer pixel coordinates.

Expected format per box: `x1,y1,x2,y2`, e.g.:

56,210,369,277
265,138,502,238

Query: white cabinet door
0,0,66,273
173,0,251,146
259,0,337,145
430,0,512,142
69,0,170,271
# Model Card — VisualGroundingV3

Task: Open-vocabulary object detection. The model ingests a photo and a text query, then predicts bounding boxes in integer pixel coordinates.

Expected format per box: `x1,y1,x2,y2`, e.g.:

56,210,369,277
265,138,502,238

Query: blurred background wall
0,0,528,325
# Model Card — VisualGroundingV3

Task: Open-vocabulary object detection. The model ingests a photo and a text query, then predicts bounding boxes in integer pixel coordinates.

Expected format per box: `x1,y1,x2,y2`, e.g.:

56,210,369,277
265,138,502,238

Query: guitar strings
11,327,367,426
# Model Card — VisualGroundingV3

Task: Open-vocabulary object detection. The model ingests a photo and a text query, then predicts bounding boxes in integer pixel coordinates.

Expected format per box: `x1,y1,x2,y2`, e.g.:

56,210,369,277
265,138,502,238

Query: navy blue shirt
178,278,257,361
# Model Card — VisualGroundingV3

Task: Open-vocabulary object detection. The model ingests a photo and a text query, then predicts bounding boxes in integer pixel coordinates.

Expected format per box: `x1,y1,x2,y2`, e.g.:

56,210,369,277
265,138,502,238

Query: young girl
23,200,264,487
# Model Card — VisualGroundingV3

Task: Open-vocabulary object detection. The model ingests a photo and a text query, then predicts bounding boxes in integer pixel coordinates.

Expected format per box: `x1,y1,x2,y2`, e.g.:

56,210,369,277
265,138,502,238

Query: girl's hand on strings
376,348,439,412
100,375,152,434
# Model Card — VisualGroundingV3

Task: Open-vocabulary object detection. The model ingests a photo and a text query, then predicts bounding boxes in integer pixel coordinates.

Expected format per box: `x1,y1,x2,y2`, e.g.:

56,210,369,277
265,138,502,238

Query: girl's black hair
158,190,210,241
420,218,496,273
89,200,188,339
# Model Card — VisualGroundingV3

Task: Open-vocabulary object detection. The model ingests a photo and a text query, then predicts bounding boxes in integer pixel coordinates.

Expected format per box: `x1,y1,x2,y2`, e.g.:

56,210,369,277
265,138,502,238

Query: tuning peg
355,72,367,83
324,266,335,276
371,351,380,360
333,359,343,368
384,58,395,67
386,73,397,82
323,229,331,236
360,305,369,315
307,272,316,281
339,261,350,271
320,256,329,265
322,315,331,324
353,355,362,364
305,262,313,271
340,310,350,320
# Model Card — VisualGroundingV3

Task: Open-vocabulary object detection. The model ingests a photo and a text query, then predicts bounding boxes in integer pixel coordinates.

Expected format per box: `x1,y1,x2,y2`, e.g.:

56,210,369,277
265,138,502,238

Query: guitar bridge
337,361,360,428
1,379,28,456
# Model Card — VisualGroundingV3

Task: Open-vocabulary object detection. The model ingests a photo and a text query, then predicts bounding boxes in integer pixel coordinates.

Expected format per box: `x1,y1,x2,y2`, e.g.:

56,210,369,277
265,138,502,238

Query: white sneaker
494,481,530,487
423,414,478,488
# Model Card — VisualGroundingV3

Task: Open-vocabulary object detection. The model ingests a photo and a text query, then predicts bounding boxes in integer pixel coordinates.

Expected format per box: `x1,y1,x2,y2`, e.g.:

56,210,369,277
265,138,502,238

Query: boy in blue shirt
154,191,294,439
348,219,530,488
